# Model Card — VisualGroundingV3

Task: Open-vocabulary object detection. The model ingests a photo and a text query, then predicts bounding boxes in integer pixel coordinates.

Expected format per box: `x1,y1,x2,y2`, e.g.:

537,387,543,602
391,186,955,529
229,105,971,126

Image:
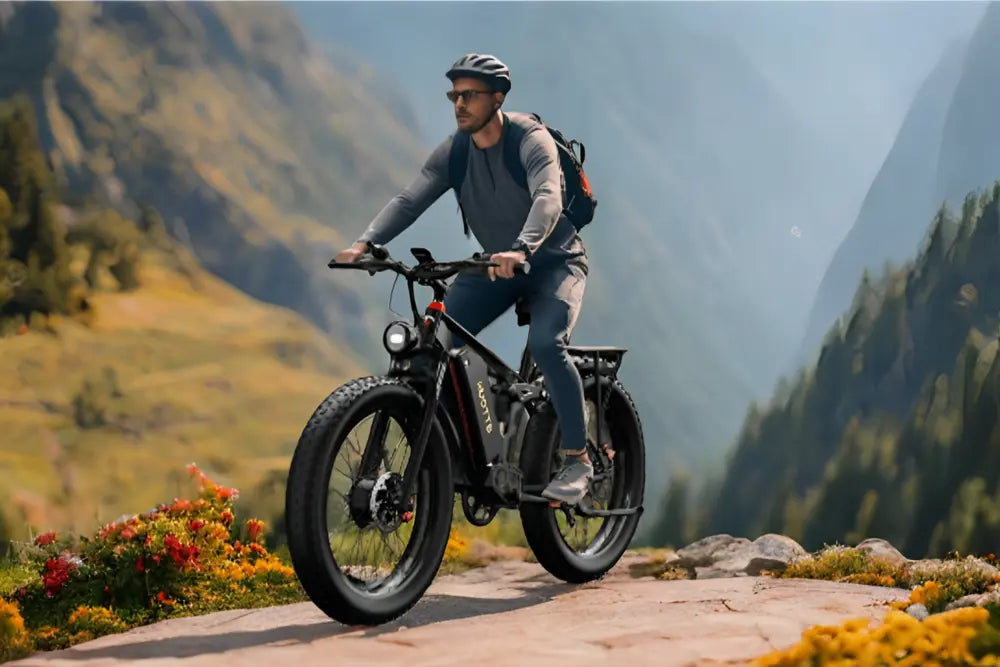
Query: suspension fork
397,299,449,507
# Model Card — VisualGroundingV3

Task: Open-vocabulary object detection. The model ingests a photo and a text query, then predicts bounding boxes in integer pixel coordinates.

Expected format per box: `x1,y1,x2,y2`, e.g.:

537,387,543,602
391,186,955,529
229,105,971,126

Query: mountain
291,2,846,510
0,1,429,363
700,180,1000,558
799,3,1000,368
0,95,366,542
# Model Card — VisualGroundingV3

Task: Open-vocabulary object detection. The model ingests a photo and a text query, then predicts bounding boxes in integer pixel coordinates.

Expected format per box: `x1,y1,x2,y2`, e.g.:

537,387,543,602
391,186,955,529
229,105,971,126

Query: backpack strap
448,131,472,237
501,112,531,191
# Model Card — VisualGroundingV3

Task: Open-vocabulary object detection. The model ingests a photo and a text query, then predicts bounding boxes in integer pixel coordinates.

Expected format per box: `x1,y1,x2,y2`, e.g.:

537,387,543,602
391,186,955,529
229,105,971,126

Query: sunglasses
446,89,494,104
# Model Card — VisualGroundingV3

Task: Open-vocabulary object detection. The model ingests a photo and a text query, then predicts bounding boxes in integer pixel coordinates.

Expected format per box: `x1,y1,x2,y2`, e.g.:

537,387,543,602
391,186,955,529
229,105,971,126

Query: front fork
396,300,449,508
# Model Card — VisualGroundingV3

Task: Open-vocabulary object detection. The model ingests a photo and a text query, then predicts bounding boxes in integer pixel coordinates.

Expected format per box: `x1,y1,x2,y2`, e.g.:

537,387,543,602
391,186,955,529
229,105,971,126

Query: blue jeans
442,259,589,454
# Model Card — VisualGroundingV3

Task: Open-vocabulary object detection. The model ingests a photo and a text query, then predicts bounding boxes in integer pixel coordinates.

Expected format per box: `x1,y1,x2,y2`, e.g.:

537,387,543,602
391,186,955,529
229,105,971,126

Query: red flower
188,519,205,533
34,532,57,547
169,499,193,513
136,556,145,573
42,557,77,597
163,533,200,569
215,486,238,501
120,526,136,540
246,519,264,543
220,510,234,525
153,555,162,564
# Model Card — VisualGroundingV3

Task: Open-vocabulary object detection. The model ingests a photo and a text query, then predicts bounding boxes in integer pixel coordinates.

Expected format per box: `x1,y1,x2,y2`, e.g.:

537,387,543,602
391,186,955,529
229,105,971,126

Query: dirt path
10,554,909,667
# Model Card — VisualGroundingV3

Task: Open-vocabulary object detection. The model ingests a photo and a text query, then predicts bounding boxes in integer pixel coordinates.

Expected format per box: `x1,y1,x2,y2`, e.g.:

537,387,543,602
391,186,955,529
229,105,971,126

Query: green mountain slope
0,1,427,360
0,96,365,542
700,180,1000,558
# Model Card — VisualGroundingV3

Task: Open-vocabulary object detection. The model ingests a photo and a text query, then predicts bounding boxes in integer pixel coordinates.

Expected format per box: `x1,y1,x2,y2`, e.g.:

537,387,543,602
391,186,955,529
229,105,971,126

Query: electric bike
284,244,646,626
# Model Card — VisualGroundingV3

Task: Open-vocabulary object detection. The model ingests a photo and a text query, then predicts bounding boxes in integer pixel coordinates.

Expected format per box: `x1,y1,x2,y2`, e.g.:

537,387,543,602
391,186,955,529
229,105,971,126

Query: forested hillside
696,181,1000,558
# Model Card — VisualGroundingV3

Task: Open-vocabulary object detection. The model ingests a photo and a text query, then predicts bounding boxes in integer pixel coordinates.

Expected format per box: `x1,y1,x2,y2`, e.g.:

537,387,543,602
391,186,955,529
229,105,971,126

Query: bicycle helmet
446,53,511,94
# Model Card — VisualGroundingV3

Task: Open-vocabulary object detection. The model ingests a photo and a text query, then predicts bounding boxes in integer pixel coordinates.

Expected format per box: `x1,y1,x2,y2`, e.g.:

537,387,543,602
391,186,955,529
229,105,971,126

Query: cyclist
334,53,593,504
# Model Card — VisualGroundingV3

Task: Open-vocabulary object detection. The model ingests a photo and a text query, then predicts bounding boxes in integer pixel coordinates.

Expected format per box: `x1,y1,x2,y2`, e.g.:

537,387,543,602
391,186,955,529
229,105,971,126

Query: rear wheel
518,376,645,583
285,376,453,626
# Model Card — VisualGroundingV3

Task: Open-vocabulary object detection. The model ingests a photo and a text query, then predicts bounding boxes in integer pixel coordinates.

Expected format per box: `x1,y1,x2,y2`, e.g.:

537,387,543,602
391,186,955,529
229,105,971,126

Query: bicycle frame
333,244,625,516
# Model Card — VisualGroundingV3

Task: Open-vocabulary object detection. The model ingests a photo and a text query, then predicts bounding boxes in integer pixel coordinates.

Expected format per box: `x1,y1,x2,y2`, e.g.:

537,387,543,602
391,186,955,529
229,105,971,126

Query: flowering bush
0,464,304,661
753,606,1000,666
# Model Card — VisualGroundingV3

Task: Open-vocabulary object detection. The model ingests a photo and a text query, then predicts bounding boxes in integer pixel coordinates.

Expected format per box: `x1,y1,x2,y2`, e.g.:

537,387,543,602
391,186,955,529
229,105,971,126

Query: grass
0,244,367,542
766,544,1000,614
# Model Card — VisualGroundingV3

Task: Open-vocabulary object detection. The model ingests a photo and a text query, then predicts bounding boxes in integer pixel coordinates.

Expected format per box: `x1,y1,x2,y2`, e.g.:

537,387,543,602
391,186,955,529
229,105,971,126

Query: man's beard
457,112,491,133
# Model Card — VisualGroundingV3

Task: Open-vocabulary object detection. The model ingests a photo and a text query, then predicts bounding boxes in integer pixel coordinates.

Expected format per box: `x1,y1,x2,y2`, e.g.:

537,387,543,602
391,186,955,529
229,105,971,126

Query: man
334,53,592,504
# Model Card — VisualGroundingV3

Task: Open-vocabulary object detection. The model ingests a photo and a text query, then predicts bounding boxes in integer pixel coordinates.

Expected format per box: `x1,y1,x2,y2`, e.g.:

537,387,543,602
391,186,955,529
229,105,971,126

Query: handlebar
327,246,530,285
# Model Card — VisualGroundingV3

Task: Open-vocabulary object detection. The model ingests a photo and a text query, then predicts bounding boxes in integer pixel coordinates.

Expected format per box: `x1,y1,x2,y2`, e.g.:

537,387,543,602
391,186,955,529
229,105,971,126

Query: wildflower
42,556,78,597
188,519,205,533
136,556,145,573
246,519,264,543
34,531,57,547
156,591,176,606
215,486,238,501
120,526,136,540
220,510,234,525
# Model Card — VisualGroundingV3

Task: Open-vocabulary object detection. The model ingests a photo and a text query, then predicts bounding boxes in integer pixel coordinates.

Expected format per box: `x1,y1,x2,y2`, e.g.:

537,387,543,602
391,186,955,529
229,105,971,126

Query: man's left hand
488,251,527,280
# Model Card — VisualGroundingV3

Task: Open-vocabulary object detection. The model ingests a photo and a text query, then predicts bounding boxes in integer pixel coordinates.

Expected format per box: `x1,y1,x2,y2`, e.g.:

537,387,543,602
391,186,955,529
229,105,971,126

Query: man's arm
356,136,453,246
511,125,564,256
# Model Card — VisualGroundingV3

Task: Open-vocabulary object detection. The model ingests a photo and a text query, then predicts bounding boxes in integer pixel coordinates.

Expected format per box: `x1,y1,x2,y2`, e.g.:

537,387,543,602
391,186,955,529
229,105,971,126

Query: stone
905,603,929,620
745,557,791,576
674,534,751,568
855,538,909,566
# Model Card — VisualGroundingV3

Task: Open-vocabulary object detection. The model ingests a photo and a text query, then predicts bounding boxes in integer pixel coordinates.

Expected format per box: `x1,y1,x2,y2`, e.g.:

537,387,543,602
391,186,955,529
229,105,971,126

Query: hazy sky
656,1,988,230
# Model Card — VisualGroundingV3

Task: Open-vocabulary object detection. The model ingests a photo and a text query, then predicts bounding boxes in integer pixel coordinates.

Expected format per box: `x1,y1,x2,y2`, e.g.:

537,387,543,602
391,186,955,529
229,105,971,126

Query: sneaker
541,459,594,505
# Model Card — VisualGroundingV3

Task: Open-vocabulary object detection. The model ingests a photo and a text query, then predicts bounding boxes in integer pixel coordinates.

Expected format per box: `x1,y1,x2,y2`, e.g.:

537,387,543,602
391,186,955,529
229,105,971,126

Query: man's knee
528,329,569,368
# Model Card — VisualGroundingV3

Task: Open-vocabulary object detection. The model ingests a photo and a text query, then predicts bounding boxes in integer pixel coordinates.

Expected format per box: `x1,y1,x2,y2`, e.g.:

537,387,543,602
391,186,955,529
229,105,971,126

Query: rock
745,557,791,576
751,533,809,563
944,589,1000,611
673,533,809,579
905,603,929,620
674,534,751,568
855,538,909,566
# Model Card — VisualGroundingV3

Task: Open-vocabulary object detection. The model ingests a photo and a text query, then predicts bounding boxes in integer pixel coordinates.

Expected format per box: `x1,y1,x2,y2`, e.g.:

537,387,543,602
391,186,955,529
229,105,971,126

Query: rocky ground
11,531,1000,666
9,540,917,667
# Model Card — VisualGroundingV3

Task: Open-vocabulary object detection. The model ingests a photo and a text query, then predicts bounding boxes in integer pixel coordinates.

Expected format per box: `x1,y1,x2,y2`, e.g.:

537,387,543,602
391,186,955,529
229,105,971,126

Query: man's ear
494,92,505,108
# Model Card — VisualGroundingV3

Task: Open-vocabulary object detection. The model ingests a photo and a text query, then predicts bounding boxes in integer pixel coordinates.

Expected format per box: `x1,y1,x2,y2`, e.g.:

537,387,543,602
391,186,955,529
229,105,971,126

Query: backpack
447,112,597,238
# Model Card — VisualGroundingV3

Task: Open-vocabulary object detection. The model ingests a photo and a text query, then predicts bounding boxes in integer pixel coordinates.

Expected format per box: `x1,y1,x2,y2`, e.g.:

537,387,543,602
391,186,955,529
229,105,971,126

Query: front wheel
519,376,646,583
284,376,453,626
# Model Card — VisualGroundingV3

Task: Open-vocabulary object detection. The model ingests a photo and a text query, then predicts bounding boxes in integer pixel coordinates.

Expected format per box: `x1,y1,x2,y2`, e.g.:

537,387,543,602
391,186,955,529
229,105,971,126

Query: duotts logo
476,380,493,434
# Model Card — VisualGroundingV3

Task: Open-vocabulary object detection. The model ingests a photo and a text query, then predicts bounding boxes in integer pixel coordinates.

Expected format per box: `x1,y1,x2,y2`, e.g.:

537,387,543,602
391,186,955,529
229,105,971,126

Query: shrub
753,606,997,666
0,464,304,660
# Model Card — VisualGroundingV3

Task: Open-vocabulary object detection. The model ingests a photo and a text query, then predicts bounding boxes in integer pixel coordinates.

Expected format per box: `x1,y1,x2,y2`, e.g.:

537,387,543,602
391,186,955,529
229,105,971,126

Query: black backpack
447,112,597,238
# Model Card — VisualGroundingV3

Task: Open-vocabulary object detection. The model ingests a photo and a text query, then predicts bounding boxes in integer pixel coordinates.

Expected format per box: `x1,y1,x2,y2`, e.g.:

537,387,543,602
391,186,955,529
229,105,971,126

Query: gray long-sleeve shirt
356,111,587,269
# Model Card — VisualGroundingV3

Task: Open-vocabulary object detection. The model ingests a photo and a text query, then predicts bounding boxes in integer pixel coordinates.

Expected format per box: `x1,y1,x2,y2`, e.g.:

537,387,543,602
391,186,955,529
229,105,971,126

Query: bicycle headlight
383,321,417,354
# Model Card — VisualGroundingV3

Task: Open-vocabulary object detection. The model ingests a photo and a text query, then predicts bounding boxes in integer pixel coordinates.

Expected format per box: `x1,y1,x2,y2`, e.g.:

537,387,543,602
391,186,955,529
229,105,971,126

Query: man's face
448,77,501,132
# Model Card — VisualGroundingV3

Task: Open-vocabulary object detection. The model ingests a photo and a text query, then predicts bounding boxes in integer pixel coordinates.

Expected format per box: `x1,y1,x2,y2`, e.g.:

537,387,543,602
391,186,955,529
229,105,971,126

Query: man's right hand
334,242,368,264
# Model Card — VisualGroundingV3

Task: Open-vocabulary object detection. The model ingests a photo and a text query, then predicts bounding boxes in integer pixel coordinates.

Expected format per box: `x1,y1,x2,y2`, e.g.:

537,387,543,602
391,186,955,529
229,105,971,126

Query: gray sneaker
541,459,594,505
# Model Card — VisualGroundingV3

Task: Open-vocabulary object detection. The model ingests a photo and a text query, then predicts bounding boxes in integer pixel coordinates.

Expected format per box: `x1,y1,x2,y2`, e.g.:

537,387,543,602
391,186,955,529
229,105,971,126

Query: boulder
672,533,809,579
855,538,909,566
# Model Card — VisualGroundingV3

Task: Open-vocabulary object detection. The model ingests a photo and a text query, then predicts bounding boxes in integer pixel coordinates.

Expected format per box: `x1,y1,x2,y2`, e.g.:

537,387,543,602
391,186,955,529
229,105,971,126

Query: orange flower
215,486,238,501
220,510,234,525
156,591,176,606
120,526,136,540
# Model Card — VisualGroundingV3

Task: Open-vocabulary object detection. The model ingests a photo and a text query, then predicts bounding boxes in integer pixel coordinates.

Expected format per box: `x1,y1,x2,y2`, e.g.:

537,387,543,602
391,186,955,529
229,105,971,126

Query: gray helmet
446,53,511,94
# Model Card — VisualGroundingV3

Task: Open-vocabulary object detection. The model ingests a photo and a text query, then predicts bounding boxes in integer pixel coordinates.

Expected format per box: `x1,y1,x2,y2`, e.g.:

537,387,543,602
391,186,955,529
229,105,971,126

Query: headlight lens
383,321,417,354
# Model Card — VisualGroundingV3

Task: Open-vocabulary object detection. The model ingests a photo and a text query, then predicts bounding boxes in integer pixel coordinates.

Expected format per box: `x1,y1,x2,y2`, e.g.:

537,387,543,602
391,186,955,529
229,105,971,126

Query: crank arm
518,492,643,518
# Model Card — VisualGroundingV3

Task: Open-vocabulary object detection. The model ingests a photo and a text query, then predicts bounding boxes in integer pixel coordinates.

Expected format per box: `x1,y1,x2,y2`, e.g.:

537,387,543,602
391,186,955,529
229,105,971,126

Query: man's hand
334,242,368,264
488,250,526,281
